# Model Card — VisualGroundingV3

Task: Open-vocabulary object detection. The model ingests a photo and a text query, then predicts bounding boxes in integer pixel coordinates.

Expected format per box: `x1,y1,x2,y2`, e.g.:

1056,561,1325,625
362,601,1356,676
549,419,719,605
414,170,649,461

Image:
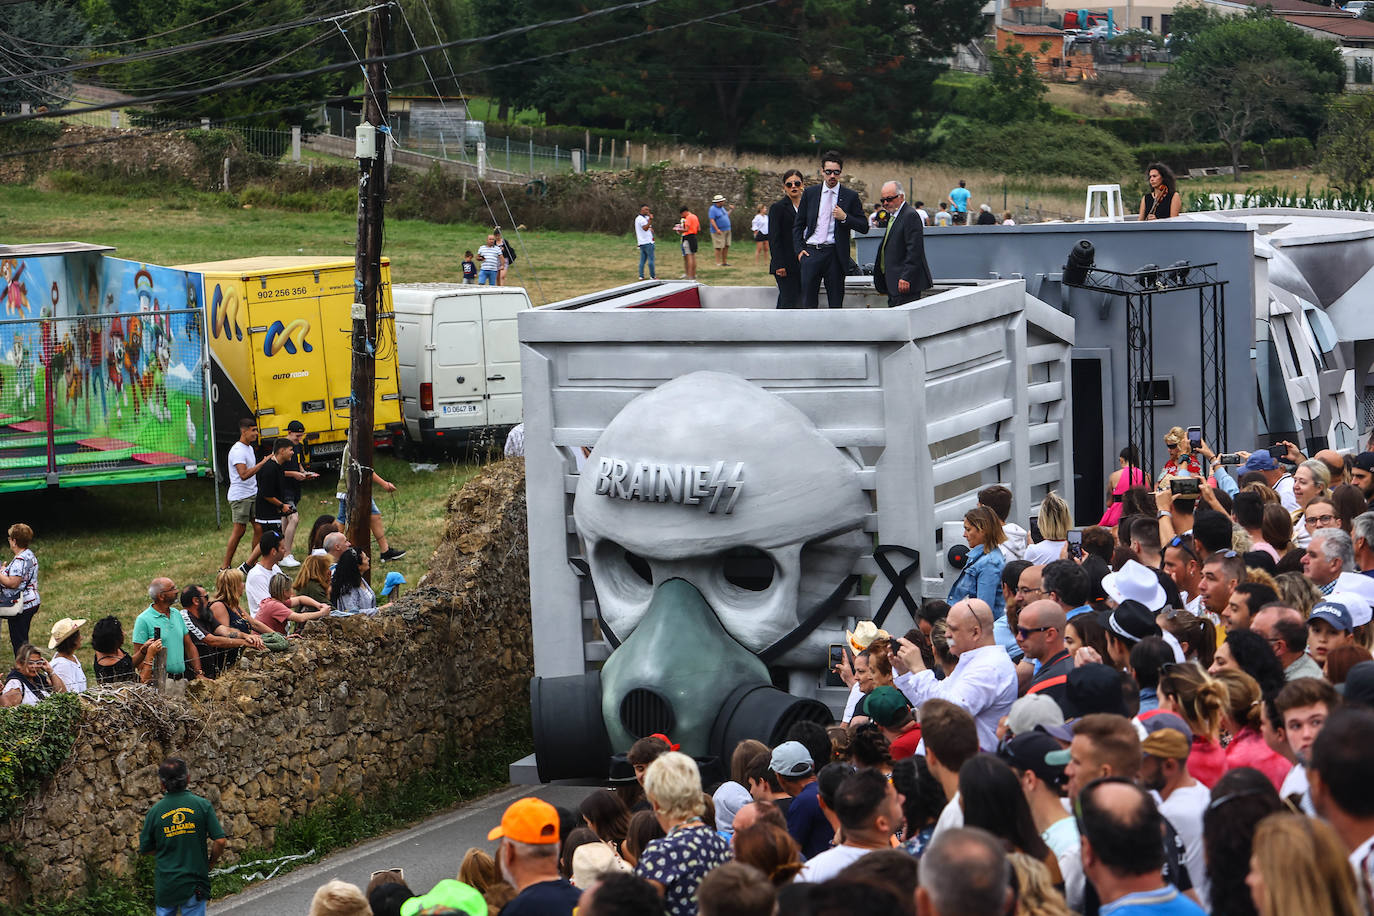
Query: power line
0,0,690,125
0,0,257,50
0,5,384,89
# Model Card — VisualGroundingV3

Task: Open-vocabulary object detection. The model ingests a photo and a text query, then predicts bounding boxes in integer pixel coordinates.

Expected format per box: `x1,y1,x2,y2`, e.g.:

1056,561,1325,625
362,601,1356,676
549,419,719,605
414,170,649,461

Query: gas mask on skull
530,371,869,780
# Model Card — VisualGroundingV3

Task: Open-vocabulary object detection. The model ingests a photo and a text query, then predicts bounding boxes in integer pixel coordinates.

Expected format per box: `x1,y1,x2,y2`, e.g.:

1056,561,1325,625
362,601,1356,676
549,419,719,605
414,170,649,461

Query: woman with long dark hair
1100,446,1147,526
1203,767,1281,916
330,548,389,613
958,754,1060,883
1140,162,1181,220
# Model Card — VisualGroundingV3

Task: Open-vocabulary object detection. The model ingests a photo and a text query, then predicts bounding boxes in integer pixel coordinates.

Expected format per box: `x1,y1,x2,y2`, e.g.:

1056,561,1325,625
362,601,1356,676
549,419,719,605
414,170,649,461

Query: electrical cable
0,0,686,125
0,0,258,50
0,5,385,89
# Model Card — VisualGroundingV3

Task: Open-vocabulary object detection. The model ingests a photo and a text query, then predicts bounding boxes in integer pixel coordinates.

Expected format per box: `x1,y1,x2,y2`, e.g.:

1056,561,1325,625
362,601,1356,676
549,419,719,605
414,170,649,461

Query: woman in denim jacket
947,507,1007,619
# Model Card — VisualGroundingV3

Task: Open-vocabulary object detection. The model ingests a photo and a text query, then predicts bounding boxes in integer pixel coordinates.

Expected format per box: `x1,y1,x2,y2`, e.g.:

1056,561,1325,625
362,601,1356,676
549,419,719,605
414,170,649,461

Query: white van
391,284,531,452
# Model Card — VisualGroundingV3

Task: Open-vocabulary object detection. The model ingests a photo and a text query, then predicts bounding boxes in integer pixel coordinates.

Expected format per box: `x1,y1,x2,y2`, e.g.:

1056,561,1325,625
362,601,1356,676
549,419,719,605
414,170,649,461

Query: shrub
0,694,81,824
934,120,1135,179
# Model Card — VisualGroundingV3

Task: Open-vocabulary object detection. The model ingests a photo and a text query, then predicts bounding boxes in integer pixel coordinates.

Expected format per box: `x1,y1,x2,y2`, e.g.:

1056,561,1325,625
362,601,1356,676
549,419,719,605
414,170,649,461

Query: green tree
1162,1,1228,56
1318,92,1374,190
0,2,90,111
84,0,351,128
973,42,1050,124
1155,14,1343,180
468,0,983,152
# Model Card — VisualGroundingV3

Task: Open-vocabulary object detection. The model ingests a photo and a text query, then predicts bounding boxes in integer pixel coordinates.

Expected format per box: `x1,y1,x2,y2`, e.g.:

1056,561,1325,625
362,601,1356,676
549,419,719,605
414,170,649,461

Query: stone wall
0,459,532,901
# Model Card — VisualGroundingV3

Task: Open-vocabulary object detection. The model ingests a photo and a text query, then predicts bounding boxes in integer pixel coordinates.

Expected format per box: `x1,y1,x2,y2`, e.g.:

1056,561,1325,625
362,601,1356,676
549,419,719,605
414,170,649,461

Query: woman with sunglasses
1160,427,1202,482
767,170,805,309
1,643,67,706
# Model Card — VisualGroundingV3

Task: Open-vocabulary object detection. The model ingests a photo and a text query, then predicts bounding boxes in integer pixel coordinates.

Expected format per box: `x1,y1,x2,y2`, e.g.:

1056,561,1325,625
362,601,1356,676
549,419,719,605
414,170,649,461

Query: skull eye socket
624,549,653,585
720,546,775,592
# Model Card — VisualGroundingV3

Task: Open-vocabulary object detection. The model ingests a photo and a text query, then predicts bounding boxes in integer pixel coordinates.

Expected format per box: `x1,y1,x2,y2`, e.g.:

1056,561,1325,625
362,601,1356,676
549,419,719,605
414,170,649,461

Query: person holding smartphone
1160,426,1202,481
1,643,67,706
254,438,296,539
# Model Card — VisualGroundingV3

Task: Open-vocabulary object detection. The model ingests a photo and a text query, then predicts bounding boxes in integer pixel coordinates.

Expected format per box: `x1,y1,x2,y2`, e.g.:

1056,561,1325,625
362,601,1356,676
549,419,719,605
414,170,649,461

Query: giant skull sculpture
532,371,870,775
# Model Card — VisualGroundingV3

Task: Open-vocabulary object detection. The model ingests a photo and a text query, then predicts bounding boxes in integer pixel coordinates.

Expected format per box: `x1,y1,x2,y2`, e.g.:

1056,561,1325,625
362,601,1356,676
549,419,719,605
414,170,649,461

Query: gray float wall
915,222,1257,491
519,280,1074,679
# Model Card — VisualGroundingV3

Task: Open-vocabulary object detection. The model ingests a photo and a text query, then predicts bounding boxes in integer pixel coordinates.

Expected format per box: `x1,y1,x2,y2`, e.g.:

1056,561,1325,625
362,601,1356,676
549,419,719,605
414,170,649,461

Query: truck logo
271,370,309,380
264,319,314,356
594,457,745,514
210,284,243,341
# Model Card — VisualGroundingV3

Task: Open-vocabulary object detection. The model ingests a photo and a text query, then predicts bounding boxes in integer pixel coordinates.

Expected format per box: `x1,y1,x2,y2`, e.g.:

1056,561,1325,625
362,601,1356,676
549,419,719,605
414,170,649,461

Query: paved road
215,784,595,915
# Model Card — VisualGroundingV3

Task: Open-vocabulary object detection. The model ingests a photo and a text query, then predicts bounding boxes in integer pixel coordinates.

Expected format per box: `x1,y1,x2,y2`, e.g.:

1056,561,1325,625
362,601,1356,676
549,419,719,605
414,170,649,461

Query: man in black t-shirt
254,438,296,535
280,421,316,568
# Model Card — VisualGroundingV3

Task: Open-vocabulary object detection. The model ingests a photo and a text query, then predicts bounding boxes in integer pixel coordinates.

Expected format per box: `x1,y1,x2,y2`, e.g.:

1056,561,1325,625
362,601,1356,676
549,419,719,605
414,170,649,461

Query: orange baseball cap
487,797,560,845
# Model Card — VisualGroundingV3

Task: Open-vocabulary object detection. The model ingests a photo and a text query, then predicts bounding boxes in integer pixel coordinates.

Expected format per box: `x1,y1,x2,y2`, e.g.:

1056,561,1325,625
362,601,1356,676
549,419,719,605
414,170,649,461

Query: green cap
399,880,486,916
865,685,912,728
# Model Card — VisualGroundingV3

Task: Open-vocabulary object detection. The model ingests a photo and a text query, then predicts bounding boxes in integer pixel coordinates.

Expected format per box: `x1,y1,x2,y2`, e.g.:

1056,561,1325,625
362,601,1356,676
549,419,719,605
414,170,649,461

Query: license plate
441,403,480,415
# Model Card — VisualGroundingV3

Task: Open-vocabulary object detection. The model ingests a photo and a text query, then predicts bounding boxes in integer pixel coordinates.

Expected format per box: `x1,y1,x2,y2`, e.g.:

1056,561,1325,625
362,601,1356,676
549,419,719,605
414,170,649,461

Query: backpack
500,239,516,264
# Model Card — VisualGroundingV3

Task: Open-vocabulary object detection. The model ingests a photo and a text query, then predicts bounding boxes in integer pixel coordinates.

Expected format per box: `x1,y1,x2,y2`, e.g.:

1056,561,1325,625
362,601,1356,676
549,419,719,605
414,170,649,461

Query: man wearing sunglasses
767,170,805,309
791,150,868,309
1018,599,1073,705
871,180,932,308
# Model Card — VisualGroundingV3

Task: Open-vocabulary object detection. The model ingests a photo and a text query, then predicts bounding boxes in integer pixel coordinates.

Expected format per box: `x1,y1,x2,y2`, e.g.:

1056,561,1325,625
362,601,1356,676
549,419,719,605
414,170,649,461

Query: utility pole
347,3,389,580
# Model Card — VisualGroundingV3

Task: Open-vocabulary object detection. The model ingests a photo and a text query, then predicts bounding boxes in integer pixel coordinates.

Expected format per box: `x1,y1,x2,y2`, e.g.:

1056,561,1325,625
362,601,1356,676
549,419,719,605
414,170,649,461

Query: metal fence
1,106,298,160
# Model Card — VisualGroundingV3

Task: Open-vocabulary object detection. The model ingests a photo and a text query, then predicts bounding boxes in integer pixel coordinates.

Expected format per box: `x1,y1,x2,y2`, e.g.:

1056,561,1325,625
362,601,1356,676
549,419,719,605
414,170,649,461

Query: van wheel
395,432,422,462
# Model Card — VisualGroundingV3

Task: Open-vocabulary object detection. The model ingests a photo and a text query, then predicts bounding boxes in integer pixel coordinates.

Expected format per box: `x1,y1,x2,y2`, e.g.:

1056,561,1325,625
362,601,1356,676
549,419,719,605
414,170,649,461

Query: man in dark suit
872,180,933,308
768,169,805,309
791,150,869,309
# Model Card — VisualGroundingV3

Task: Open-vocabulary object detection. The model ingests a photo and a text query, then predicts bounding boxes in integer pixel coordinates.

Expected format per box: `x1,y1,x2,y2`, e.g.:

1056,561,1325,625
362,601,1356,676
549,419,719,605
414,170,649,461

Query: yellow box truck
173,256,402,462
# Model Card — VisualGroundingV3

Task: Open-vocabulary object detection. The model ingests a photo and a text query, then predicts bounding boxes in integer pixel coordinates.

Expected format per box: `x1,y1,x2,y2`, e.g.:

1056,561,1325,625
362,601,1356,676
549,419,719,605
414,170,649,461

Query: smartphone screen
826,644,846,688
1066,528,1083,559
1187,425,1202,449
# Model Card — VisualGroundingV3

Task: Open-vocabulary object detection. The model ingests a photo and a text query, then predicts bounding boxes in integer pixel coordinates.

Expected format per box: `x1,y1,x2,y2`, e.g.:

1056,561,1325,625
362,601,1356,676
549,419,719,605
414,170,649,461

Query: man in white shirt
895,598,1018,751
1139,713,1212,906
1241,449,1299,511
221,418,269,571
634,204,656,280
795,768,903,883
245,530,286,617
913,200,930,225
1310,707,1374,904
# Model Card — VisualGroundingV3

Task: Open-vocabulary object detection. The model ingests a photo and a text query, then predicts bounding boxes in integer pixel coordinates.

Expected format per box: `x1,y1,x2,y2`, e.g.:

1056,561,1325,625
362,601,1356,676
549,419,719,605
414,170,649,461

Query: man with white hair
131,577,202,687
1304,528,1355,595
895,598,1018,750
1352,512,1374,575
488,796,580,916
321,530,350,564
871,180,932,308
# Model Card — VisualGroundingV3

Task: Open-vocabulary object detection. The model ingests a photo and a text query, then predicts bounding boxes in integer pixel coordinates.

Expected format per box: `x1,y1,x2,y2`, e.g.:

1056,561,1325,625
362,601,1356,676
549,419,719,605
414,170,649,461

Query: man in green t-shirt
140,758,226,916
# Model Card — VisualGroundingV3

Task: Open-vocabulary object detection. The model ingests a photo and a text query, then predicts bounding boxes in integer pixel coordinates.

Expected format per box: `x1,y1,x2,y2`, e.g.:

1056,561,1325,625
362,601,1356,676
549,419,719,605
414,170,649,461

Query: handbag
0,555,33,617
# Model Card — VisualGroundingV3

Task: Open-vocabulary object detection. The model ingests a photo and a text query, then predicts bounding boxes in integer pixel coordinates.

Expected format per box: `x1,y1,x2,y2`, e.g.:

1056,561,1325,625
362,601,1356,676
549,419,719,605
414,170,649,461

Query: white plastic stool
1084,184,1126,222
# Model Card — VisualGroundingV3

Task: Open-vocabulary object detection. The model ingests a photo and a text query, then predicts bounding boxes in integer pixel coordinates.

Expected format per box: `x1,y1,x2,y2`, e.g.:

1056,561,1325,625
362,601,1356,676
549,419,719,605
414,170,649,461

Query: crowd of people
282,436,1374,916
0,417,414,706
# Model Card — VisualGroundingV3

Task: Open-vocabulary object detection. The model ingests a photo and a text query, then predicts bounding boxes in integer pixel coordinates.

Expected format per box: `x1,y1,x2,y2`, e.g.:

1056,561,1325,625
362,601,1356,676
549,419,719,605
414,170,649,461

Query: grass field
0,453,480,665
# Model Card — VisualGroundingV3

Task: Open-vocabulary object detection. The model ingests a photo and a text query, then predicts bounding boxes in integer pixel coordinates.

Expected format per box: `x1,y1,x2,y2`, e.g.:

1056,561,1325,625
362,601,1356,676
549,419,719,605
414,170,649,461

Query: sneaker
281,555,301,568
380,547,407,561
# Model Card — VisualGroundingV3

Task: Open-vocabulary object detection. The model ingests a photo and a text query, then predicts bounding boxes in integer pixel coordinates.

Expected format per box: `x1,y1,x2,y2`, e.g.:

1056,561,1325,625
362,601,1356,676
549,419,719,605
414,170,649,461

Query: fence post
223,157,230,192
585,129,591,158
555,144,559,168
506,136,510,171
572,149,583,173
20,102,30,115
291,126,301,162
642,143,647,166
529,138,534,175
111,111,120,128
202,117,211,130
477,141,487,179
598,136,604,163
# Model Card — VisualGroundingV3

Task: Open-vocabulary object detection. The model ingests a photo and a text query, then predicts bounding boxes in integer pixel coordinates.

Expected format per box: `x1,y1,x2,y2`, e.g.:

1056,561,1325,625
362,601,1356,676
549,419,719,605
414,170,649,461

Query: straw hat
48,617,87,649
846,620,890,653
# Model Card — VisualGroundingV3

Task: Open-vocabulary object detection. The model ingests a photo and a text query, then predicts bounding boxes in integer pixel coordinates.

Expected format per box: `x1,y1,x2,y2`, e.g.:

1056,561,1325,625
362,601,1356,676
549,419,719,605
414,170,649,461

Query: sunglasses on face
1017,625,1053,639
784,181,803,188
822,168,842,176
880,195,901,203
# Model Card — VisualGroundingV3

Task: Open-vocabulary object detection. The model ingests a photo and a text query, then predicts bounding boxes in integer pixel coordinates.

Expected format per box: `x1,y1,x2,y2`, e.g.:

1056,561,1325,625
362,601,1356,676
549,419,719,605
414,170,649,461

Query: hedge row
1130,137,1315,172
